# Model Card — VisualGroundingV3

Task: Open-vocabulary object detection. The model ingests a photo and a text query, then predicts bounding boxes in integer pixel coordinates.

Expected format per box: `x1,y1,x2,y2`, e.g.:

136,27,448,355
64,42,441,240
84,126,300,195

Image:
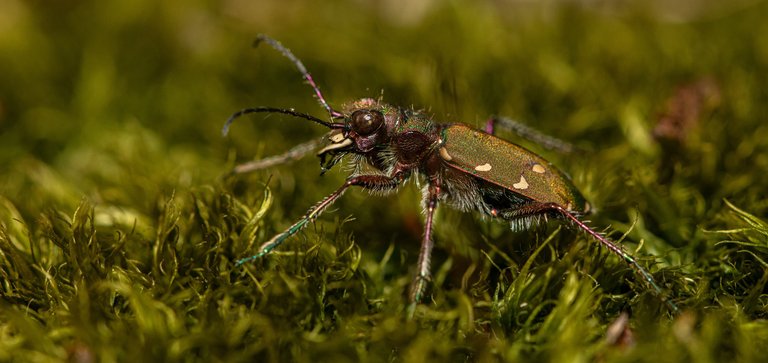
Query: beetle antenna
222,107,344,136
254,34,344,119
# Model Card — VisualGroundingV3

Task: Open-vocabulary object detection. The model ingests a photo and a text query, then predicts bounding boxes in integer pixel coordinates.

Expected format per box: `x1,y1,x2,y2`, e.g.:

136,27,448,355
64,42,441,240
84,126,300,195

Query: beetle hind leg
485,116,581,154
496,202,678,313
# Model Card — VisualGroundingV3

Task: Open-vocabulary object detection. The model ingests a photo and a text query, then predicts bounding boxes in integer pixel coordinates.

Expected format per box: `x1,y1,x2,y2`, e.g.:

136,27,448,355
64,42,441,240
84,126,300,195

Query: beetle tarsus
409,274,432,304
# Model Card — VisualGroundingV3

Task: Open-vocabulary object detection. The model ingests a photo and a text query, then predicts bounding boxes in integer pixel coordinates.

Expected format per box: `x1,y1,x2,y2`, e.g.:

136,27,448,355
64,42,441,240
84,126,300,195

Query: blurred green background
2,0,768,362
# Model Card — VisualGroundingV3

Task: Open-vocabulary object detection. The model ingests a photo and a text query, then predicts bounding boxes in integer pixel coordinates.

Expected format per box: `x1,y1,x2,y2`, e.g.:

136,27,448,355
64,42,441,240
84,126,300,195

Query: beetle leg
485,116,580,154
409,182,441,304
497,202,678,313
236,173,403,265
231,137,324,174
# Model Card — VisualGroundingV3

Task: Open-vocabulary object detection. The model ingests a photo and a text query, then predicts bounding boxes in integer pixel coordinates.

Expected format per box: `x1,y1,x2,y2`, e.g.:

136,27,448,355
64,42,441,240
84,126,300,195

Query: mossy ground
2,1,768,362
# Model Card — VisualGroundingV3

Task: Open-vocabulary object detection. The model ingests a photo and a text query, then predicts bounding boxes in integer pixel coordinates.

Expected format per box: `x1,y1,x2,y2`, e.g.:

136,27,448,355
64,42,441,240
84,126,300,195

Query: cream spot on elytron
532,164,546,174
513,175,529,190
475,163,492,172
439,147,453,161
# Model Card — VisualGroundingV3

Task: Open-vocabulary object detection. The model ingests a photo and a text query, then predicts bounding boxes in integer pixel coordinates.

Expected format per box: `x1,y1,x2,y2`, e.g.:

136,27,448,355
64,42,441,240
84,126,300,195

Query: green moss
2,0,768,362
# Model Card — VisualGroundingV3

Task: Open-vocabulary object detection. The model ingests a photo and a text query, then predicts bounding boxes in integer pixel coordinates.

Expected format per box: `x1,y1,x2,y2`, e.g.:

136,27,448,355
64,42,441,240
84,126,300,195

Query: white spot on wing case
439,147,453,161
513,175,529,189
475,163,492,172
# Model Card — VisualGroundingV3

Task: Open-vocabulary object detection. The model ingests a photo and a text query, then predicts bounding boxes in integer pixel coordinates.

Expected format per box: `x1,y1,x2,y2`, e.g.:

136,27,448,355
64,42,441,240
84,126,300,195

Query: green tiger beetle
224,34,678,313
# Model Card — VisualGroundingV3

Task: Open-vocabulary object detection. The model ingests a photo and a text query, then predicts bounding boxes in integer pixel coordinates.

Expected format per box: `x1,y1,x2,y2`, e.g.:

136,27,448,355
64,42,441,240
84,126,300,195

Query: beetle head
316,98,398,172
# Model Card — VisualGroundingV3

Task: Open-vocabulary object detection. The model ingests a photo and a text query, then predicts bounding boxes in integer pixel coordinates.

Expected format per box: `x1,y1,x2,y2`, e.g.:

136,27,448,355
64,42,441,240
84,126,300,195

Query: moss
2,0,768,362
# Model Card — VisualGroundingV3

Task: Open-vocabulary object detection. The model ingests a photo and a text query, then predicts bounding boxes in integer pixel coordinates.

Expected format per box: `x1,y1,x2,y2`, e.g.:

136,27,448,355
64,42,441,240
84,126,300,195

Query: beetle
224,35,678,312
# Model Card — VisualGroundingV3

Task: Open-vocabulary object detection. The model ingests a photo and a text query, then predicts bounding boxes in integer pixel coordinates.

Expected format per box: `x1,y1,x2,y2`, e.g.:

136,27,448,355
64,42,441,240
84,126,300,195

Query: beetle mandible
224,35,678,312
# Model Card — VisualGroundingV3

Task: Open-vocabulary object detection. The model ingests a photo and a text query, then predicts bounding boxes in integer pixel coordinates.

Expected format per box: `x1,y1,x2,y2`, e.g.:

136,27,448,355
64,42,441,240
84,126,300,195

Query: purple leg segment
484,118,495,135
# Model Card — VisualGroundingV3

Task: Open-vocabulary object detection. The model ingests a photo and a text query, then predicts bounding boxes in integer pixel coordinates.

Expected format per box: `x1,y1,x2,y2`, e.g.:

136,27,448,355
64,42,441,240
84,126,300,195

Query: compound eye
349,110,384,136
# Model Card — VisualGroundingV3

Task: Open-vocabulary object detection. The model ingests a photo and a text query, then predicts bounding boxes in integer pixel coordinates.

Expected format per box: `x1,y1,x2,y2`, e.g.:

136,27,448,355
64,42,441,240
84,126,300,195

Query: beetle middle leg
496,202,678,312
409,182,441,304
236,173,403,265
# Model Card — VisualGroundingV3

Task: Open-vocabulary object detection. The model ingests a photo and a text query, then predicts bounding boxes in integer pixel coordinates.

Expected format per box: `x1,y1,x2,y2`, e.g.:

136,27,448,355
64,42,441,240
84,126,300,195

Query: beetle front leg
236,173,403,265
409,182,441,304
231,136,323,174
496,202,678,313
